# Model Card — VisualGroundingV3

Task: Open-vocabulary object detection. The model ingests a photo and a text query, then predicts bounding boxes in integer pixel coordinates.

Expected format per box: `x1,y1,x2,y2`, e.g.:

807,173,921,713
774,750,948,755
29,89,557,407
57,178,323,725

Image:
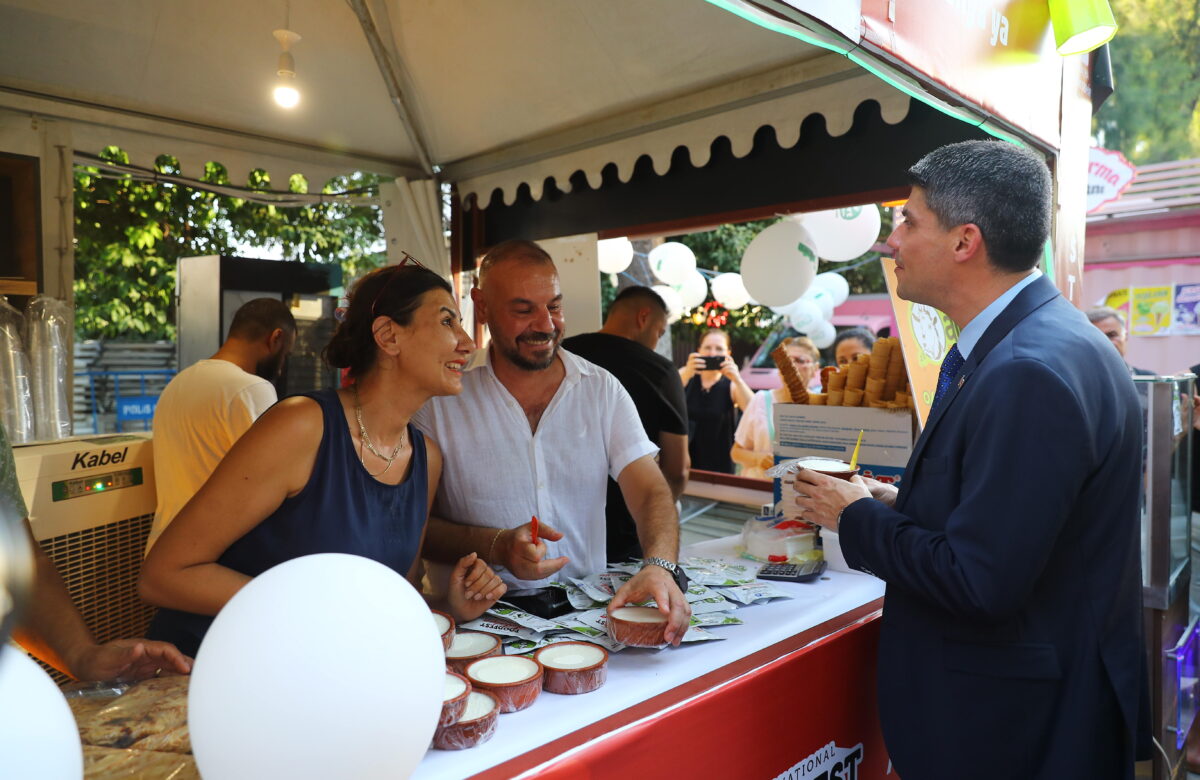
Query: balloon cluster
603,204,881,340
738,205,882,348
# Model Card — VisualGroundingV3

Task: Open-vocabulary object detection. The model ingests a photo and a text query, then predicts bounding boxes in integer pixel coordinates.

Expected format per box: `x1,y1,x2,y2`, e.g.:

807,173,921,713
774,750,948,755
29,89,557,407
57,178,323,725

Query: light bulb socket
277,51,296,78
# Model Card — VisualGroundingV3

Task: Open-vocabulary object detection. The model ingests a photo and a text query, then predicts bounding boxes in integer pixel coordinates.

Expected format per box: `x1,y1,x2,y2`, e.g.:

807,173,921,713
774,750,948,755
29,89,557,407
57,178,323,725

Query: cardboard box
771,403,916,517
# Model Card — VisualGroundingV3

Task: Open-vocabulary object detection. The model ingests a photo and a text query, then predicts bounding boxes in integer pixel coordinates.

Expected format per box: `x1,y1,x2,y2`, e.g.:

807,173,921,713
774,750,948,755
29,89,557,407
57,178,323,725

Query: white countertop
414,535,885,780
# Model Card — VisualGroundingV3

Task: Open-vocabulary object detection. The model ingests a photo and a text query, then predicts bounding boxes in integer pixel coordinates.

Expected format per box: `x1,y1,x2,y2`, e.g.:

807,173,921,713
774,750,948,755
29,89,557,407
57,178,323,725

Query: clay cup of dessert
535,642,609,695
793,456,859,481
446,631,501,675
431,609,455,651
432,690,500,751
440,670,472,727
465,655,544,713
607,606,669,648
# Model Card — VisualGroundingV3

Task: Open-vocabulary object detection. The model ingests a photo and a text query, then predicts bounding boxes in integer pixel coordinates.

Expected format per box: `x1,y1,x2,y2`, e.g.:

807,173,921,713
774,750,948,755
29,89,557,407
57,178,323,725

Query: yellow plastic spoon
849,429,865,471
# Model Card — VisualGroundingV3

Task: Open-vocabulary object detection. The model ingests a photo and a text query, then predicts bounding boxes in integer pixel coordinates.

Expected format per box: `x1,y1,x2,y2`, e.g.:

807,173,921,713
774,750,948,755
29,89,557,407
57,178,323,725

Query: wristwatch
642,557,690,592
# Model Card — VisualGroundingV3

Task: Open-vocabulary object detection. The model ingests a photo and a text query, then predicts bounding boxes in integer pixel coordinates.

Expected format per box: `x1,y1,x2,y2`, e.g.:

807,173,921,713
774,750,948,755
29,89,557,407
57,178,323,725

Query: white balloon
809,319,838,349
782,297,824,333
651,284,685,324
0,646,82,780
190,554,443,780
648,242,696,286
802,205,883,263
710,272,751,310
803,285,835,320
813,272,851,307
673,269,709,310
739,221,819,307
597,237,634,274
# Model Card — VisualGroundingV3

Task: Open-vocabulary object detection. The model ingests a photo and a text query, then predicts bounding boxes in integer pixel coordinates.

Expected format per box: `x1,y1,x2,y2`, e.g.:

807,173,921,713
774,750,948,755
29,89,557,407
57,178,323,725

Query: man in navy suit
796,141,1150,779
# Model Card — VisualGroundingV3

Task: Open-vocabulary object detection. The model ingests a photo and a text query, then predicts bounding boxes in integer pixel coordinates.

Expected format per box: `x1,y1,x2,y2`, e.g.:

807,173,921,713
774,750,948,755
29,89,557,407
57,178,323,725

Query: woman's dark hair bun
323,264,453,379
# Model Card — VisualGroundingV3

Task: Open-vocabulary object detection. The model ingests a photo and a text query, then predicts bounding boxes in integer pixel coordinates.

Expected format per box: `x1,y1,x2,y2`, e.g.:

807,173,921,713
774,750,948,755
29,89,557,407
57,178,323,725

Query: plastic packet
81,745,200,780
568,572,632,604
689,611,744,628
765,457,816,479
689,595,738,615
680,626,724,643
503,633,584,655
485,605,568,633
715,582,793,605
459,614,542,641
681,557,758,587
548,581,603,610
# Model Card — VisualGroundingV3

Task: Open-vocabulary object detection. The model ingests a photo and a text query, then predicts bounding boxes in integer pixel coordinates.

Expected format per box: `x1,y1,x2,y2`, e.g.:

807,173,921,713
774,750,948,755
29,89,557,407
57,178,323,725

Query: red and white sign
1087,147,1136,214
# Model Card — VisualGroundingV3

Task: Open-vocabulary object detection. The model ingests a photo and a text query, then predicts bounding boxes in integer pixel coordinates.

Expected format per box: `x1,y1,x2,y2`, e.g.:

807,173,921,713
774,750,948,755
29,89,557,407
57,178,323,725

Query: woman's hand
446,552,507,622
679,352,703,384
719,356,740,381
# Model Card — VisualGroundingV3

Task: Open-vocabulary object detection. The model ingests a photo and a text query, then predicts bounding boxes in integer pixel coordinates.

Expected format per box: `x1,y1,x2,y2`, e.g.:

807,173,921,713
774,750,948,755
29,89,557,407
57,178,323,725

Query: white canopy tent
0,0,1091,309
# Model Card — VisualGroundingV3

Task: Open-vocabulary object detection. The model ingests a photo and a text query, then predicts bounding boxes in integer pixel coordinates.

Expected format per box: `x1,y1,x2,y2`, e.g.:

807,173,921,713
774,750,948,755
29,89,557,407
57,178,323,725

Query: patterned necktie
932,343,964,410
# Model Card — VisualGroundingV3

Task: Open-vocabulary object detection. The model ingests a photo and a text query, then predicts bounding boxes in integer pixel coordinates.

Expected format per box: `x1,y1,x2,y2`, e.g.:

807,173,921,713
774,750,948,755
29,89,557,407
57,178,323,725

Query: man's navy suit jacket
840,275,1150,778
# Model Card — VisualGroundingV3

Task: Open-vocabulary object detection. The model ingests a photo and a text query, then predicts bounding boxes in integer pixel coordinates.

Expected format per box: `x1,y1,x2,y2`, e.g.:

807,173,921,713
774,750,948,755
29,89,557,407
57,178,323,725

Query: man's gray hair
1086,306,1125,327
908,140,1052,274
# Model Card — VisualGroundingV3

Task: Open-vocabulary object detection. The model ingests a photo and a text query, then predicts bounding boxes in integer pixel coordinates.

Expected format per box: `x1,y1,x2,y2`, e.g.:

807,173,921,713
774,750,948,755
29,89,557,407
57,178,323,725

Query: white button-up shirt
413,347,658,588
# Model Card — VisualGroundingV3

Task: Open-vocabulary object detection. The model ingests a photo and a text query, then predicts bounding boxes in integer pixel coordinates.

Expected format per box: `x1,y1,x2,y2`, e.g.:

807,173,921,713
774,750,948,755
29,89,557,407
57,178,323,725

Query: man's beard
498,329,561,371
255,348,288,382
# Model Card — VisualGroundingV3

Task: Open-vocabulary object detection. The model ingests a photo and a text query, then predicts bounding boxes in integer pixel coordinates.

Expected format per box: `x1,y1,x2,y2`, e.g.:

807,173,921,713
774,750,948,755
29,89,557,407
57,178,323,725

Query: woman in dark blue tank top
142,264,508,657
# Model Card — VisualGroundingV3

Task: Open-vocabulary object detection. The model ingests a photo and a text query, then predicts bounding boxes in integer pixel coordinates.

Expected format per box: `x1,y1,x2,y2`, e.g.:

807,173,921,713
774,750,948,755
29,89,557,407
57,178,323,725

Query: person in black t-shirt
562,287,689,563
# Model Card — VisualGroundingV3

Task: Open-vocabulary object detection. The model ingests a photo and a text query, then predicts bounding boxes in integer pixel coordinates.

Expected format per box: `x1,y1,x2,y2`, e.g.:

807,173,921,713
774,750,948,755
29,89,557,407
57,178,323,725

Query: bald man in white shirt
415,240,690,644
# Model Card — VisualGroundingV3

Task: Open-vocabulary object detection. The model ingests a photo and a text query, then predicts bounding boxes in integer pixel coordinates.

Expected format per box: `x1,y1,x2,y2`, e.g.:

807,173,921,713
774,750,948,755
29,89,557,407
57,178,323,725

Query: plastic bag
25,296,72,440
0,296,33,443
739,514,822,564
74,675,190,753
82,745,199,780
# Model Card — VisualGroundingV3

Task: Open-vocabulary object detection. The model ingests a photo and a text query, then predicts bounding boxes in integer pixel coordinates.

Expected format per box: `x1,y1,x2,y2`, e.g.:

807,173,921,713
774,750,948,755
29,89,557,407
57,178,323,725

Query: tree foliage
74,146,386,340
1095,0,1200,163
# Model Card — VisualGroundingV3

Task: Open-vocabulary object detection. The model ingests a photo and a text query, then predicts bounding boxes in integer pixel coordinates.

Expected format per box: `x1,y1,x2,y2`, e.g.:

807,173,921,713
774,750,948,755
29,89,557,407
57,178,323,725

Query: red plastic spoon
531,515,539,546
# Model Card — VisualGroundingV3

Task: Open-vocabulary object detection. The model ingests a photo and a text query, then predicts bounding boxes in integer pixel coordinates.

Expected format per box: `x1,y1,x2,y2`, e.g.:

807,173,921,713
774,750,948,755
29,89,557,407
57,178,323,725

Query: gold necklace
353,386,405,476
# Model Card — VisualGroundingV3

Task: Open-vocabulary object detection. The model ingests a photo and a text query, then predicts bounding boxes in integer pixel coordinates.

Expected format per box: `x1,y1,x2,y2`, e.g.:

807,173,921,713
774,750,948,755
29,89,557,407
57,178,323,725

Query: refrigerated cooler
177,255,342,397
1140,374,1196,779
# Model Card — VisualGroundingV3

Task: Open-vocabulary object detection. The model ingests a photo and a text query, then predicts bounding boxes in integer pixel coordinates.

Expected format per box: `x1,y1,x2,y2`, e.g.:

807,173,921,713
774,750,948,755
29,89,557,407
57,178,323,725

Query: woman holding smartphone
678,329,753,473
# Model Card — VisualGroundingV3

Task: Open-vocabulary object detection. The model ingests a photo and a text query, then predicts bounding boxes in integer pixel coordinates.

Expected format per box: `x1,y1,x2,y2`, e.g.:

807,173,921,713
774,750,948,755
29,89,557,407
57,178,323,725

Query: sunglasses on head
333,252,428,324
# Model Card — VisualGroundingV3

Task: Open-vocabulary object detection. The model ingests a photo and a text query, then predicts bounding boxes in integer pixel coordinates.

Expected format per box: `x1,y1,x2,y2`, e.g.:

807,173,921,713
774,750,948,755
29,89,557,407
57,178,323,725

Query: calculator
757,560,827,583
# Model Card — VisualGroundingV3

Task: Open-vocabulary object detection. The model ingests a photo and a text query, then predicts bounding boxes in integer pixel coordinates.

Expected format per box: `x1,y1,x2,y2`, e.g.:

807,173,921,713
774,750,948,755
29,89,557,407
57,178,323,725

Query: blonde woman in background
731,336,821,479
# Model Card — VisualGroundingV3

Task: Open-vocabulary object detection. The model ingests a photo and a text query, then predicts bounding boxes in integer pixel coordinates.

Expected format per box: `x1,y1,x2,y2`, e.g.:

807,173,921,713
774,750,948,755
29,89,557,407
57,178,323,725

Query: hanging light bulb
1048,0,1117,56
272,28,302,109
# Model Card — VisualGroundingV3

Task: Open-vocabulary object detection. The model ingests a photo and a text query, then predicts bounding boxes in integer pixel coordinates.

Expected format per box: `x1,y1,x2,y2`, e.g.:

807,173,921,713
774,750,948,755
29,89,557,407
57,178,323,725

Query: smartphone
500,587,574,619
701,355,724,370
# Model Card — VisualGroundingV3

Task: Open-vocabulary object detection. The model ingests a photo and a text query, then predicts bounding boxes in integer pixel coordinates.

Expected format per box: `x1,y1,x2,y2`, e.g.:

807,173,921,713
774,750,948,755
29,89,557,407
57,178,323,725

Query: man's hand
500,520,569,581
791,468,872,532
608,565,691,646
70,639,192,683
447,553,507,622
859,475,899,508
